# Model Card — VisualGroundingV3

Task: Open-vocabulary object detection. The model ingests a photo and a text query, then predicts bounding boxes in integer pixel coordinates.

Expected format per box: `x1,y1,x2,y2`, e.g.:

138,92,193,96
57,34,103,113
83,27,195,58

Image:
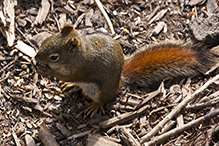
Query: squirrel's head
34,24,83,80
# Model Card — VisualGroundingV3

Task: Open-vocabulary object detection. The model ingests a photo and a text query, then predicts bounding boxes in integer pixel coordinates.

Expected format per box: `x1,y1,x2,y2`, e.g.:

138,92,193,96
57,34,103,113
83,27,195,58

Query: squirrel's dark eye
49,53,59,61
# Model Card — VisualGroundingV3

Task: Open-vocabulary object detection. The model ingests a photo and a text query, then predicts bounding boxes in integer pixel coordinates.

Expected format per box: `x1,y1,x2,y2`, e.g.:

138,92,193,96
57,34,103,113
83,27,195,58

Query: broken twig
94,0,115,34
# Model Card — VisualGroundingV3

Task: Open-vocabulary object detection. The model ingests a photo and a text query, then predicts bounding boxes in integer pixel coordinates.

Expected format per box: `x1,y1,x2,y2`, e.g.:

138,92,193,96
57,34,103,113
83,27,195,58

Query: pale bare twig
94,0,115,34
145,108,219,146
140,73,219,144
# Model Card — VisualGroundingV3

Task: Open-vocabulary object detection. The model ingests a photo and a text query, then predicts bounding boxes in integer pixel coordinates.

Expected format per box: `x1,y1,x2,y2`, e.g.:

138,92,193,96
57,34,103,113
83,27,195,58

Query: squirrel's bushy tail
122,42,219,88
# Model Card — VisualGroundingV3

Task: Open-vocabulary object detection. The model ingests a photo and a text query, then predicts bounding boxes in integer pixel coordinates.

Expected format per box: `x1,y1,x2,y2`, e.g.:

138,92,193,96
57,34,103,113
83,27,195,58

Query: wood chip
153,21,167,35
10,94,39,104
38,122,59,146
17,18,27,27
56,123,71,137
25,134,36,146
58,13,67,29
12,132,21,146
120,127,141,146
56,7,71,14
148,9,169,25
83,0,94,5
86,134,122,146
146,5,160,22
85,9,93,27
188,0,206,6
34,0,50,25
99,105,149,129
64,5,75,14
74,13,86,28
206,0,219,14
68,130,92,139
15,40,37,58
1,1,219,145
0,0,16,46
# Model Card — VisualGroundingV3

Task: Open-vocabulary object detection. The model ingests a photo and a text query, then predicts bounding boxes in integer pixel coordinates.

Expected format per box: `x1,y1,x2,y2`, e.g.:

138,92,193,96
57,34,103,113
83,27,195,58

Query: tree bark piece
34,0,50,25
25,134,36,146
0,0,16,47
15,40,37,58
99,105,149,129
38,122,59,146
86,134,122,146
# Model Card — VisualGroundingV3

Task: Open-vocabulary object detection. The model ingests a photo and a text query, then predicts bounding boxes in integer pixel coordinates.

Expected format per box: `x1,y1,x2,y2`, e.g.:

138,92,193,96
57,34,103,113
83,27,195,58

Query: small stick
120,127,141,146
159,120,176,134
99,105,150,129
94,0,115,34
53,14,60,31
0,55,18,73
140,73,219,144
73,13,86,28
15,26,38,51
0,69,16,83
0,84,1,98
38,122,59,146
145,108,219,146
68,130,92,140
134,89,160,110
205,62,219,75
146,5,160,21
12,132,21,146
0,56,14,61
10,94,39,103
186,96,219,110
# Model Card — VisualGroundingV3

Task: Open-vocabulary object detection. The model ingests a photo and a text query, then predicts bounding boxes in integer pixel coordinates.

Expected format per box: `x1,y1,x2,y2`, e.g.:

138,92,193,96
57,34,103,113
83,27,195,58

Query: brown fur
35,24,218,116
122,43,217,88
35,25,124,116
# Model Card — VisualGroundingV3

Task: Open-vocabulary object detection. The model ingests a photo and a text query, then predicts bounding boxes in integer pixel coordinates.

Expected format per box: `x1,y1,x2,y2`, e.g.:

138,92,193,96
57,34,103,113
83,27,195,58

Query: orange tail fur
122,43,218,88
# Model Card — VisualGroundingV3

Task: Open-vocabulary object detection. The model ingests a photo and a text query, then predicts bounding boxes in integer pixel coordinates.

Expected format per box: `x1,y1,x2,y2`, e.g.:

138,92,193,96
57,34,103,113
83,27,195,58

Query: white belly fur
75,82,100,103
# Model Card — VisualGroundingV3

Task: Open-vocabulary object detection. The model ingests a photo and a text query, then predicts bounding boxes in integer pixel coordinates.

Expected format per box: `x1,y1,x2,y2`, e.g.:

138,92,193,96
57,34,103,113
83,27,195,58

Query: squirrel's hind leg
84,102,105,117
74,82,105,117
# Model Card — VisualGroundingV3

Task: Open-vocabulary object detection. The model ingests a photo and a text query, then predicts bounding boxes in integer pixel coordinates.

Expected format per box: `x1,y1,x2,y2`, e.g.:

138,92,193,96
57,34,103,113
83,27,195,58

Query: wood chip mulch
1,0,219,146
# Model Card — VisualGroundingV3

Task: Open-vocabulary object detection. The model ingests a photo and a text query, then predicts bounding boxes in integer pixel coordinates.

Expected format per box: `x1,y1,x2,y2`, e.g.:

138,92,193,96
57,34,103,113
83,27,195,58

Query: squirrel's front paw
84,102,105,117
61,82,76,91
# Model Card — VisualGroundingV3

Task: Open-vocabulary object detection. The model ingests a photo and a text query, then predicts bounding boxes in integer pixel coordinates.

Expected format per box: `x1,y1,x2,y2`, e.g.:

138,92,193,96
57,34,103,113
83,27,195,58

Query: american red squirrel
35,24,218,116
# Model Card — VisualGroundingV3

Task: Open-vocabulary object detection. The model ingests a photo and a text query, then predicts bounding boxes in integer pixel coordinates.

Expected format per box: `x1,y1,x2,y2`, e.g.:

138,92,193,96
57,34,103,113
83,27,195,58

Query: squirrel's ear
68,37,81,49
61,24,74,33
